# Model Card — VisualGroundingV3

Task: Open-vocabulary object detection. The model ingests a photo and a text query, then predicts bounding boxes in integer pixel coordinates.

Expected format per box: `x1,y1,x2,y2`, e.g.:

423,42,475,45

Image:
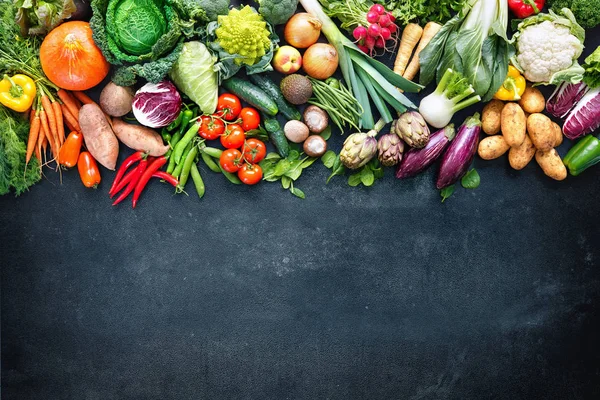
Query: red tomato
242,138,267,163
220,124,246,149
238,164,263,185
216,93,242,121
219,149,243,173
198,116,225,140
239,107,260,131
77,151,101,188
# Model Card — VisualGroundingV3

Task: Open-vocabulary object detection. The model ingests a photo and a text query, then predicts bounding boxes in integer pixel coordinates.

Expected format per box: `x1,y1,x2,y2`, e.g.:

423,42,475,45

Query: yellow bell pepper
494,66,526,101
0,74,36,112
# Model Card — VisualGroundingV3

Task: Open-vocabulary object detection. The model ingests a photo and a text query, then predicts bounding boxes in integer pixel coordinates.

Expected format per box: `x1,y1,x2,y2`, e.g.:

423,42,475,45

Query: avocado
280,74,313,105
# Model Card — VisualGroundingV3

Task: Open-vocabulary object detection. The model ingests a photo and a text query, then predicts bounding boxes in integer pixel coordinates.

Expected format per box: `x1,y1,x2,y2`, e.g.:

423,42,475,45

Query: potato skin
527,113,555,151
518,85,545,114
112,118,170,156
552,122,563,147
501,102,526,147
478,135,510,160
99,82,134,117
508,134,536,170
535,149,567,181
482,99,504,135
79,104,119,170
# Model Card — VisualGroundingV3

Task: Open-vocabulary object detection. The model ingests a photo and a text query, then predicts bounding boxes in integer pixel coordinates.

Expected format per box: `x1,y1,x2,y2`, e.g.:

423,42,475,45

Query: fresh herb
461,168,480,189
347,158,384,187
373,0,468,26
259,150,316,198
321,150,346,183
440,184,455,202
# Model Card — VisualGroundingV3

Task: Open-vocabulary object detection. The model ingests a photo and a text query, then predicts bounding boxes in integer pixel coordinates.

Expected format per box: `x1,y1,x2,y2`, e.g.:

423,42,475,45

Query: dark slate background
2,8,600,400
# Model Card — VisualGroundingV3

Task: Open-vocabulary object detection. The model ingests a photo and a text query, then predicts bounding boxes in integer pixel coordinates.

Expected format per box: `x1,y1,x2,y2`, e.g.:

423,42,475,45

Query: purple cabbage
132,80,182,128
396,124,455,179
546,82,588,118
436,113,481,189
563,87,600,140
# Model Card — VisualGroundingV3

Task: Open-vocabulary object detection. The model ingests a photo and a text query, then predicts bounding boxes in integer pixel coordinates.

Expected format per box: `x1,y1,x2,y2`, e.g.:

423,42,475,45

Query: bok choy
298,0,423,129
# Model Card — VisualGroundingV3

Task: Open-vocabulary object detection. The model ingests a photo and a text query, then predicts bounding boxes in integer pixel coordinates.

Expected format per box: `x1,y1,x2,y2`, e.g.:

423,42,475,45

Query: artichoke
392,111,430,149
340,118,386,169
377,134,404,167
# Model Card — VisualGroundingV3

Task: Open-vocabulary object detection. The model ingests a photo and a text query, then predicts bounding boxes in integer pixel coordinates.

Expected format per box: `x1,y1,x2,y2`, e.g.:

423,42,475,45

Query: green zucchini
222,78,278,116
262,116,289,158
249,75,301,121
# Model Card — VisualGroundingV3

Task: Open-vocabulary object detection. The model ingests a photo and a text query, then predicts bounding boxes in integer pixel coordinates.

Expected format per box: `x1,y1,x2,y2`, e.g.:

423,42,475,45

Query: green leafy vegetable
440,184,455,202
14,0,77,36
347,159,383,187
259,151,316,198
0,107,41,196
258,0,298,25
461,168,480,189
582,46,600,89
373,0,468,26
169,41,218,114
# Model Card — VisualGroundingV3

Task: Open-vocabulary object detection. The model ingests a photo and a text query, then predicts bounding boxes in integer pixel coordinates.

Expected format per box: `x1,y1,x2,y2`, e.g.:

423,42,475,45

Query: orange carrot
72,91,95,105
61,103,81,133
40,108,57,159
26,109,41,164
41,93,60,154
57,89,80,121
52,101,65,146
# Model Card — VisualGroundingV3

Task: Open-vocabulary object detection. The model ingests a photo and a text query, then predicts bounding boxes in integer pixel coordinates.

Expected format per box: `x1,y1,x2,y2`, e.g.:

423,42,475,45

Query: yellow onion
284,13,322,49
302,43,338,80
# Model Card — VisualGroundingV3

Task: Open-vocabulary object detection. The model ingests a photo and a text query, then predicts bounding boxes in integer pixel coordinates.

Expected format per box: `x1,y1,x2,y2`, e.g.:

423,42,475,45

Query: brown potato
508,134,536,170
482,99,504,135
112,118,170,156
79,104,119,170
535,149,567,181
501,102,526,147
99,82,134,117
552,122,563,147
478,135,510,160
519,85,545,114
527,113,555,151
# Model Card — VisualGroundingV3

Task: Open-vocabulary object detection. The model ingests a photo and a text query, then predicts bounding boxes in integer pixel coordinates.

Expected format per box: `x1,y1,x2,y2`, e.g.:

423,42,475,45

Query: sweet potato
79,104,119,170
501,102,526,147
519,85,545,114
527,113,555,151
508,134,536,170
112,118,169,156
99,82,134,117
535,149,567,181
482,99,503,135
478,135,510,160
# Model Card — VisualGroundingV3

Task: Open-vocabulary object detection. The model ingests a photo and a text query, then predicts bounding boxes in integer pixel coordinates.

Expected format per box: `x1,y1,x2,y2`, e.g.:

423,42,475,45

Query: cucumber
222,78,278,116
263,116,289,158
249,75,302,121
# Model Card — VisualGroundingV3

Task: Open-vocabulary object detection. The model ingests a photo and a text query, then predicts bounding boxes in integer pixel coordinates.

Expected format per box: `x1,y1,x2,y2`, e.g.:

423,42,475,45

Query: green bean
201,152,221,173
178,146,199,188
190,163,205,199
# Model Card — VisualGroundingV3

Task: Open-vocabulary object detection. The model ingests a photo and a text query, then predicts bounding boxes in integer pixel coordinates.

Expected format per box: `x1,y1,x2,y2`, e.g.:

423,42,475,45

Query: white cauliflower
512,8,585,85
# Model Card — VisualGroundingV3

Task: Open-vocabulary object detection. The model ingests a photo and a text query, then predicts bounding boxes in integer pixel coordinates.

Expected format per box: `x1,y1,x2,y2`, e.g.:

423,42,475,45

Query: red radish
367,24,381,37
364,35,376,49
357,44,369,53
375,37,385,48
353,25,367,40
378,13,391,27
389,13,396,22
388,23,397,34
370,4,385,15
366,11,379,23
380,27,391,40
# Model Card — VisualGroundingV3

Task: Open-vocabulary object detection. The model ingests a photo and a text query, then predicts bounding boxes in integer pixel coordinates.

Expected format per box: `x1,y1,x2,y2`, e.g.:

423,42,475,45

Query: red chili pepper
109,151,146,196
112,159,148,206
508,0,544,19
109,168,138,199
132,156,168,208
152,171,179,187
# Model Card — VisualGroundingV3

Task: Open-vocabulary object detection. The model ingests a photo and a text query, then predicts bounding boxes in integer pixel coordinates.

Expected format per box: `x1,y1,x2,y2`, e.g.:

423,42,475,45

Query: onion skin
436,114,481,189
284,13,322,49
303,43,338,80
396,125,455,179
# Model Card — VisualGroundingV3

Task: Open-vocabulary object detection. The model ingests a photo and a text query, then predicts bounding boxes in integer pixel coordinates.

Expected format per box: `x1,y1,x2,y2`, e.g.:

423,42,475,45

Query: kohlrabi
418,68,481,129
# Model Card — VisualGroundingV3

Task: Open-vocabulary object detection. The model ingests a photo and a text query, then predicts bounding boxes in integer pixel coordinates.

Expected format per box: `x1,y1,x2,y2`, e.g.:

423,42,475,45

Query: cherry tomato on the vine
242,138,267,163
220,123,246,149
199,115,225,140
219,148,244,173
239,107,260,131
216,93,242,121
238,164,263,185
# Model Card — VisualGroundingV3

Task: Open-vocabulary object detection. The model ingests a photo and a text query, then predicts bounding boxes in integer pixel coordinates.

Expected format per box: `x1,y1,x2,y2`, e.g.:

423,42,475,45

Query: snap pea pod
172,122,200,164
202,147,223,159
201,152,221,173
219,164,242,184
178,146,199,188
190,163,205,199
171,142,193,177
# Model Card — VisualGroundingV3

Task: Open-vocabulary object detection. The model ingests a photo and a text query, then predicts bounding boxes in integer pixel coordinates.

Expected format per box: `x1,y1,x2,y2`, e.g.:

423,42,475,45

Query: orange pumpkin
40,21,110,91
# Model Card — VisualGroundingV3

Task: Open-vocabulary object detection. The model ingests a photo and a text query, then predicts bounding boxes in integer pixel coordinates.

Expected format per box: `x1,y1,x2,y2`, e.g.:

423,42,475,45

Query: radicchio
546,82,588,118
132,81,182,128
563,88,600,140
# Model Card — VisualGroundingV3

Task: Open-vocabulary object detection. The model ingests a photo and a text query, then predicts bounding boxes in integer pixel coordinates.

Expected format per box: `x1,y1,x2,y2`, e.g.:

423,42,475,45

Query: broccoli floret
548,0,600,29
194,0,230,21
258,0,298,26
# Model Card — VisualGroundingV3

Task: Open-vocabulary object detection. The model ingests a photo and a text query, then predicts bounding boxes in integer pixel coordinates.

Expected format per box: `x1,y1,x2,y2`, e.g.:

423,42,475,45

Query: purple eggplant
546,82,588,118
395,124,455,179
436,113,481,189
563,87,600,140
